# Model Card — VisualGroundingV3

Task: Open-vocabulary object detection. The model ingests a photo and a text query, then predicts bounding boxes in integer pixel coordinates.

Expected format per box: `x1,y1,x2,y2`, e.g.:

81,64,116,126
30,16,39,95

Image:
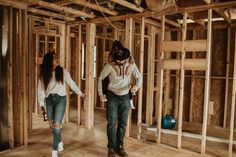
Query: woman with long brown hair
38,52,85,157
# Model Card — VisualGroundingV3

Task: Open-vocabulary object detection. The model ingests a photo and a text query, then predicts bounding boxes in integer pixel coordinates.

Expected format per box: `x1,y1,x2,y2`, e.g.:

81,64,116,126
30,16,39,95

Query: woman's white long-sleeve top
38,69,83,107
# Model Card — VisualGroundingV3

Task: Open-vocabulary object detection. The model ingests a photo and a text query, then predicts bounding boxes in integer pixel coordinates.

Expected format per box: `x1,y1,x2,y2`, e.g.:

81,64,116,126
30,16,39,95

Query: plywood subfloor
0,109,232,157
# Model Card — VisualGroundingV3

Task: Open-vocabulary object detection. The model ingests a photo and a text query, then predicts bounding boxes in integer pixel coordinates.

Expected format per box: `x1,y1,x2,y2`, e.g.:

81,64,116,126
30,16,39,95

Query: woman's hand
80,93,86,100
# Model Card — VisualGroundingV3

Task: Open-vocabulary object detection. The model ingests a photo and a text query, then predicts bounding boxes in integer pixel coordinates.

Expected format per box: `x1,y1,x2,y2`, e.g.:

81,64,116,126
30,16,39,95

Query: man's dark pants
106,91,131,151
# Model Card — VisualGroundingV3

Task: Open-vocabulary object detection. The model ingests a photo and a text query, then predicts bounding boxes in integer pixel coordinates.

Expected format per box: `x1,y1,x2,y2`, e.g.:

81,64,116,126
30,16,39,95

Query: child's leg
125,64,132,76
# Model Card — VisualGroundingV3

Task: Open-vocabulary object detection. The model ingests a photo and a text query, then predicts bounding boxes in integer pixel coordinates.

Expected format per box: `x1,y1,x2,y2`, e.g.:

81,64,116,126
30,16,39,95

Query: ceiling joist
69,0,118,16
28,7,76,21
186,13,205,27
176,1,236,14
203,0,231,24
37,1,95,18
0,0,27,9
28,15,66,24
110,0,144,12
145,18,162,28
55,0,73,6
68,1,236,26
152,16,180,28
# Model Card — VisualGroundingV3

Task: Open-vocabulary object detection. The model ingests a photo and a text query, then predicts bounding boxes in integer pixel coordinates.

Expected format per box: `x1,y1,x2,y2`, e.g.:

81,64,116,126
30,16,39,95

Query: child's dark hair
109,40,123,58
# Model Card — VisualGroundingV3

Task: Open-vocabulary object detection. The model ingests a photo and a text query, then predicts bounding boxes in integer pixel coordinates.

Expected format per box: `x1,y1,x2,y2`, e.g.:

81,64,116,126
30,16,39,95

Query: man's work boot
116,145,128,157
108,148,116,157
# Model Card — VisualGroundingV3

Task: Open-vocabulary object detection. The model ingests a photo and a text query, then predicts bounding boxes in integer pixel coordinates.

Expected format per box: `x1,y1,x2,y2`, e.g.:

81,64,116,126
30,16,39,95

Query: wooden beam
145,25,151,124
223,28,230,128
186,13,205,27
114,28,119,40
23,9,29,146
189,30,197,123
160,128,236,144
201,9,212,155
163,31,171,116
8,7,14,149
145,18,162,28
85,23,96,129
69,0,117,16
161,40,207,52
174,30,181,121
19,9,24,145
124,18,133,49
151,16,180,28
146,25,155,124
28,15,66,24
68,12,153,26
13,9,21,144
65,25,71,123
137,17,145,140
177,1,236,14
60,24,66,123
59,24,66,122
157,15,165,144
77,25,82,125
68,1,236,26
35,34,39,114
36,1,95,18
60,24,66,68
215,9,231,23
110,0,144,12
184,40,207,51
28,18,34,132
203,0,231,23
0,0,27,9
45,22,49,52
28,8,76,21
100,26,107,108
170,20,234,31
125,18,133,137
177,12,187,150
55,0,72,5
154,28,161,141
228,30,236,157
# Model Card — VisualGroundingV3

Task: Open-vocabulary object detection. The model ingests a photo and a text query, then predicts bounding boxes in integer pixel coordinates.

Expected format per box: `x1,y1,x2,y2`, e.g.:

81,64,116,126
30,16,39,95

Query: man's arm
132,64,142,87
97,64,111,96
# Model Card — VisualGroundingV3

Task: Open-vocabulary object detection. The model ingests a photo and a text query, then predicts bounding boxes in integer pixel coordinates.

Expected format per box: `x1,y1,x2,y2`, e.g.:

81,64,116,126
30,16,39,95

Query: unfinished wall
11,8,29,147
0,7,9,150
210,28,227,126
168,27,233,128
226,28,236,128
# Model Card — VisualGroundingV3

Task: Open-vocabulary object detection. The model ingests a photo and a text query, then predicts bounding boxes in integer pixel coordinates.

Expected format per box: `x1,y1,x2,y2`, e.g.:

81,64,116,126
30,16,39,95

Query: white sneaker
58,141,64,152
52,150,58,157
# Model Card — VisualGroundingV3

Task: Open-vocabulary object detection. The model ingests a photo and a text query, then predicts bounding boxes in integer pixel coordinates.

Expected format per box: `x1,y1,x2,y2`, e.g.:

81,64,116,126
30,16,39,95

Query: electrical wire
82,0,91,12
79,0,91,21
93,0,125,32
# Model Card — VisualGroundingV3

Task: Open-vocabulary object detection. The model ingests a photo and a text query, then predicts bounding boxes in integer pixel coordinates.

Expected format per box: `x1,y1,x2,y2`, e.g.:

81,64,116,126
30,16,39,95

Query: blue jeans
46,94,66,150
106,91,131,150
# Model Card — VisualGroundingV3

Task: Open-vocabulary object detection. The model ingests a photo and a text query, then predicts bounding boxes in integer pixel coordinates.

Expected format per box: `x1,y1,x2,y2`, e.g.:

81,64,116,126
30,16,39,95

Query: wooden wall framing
85,23,96,129
6,7,30,147
228,30,236,157
7,7,14,148
1,2,236,157
135,7,236,157
125,18,133,137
